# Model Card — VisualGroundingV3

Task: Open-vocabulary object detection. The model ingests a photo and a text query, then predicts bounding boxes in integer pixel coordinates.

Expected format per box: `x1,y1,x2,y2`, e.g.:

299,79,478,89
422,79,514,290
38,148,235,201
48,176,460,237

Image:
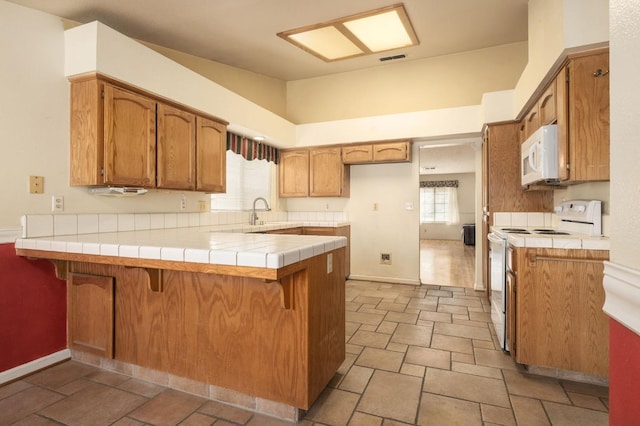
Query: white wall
419,173,476,241
610,0,640,270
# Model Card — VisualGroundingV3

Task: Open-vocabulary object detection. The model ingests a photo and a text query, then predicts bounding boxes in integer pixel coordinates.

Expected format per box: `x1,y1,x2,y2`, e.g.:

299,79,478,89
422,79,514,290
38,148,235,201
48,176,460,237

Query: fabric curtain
227,132,280,164
447,187,460,225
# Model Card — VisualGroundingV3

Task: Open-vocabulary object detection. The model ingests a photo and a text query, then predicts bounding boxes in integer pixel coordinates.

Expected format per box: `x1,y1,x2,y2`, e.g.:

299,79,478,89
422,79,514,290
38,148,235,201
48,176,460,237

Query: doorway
418,141,477,288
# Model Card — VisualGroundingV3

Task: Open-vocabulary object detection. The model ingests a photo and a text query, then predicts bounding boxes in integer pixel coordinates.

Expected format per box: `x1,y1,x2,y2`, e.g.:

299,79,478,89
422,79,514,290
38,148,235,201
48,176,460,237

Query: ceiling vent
379,54,406,62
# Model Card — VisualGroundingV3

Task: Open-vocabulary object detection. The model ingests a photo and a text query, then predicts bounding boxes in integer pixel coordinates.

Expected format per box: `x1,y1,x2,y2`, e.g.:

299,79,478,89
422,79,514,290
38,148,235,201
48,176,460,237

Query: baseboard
348,274,421,286
603,261,640,335
0,349,71,385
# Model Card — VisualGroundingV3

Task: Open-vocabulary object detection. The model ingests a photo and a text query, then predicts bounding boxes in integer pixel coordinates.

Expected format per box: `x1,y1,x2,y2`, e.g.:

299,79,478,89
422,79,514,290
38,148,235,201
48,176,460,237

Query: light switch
29,176,44,193
405,202,414,210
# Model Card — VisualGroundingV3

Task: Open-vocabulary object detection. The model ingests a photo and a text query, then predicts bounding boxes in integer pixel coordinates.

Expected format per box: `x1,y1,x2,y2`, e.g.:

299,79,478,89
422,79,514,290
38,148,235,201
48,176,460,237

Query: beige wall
286,42,528,124
144,43,288,120
610,0,640,270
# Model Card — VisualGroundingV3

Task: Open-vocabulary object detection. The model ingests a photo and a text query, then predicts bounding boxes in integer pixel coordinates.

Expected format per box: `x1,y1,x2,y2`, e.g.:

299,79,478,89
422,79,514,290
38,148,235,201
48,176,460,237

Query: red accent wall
609,318,640,425
0,243,66,372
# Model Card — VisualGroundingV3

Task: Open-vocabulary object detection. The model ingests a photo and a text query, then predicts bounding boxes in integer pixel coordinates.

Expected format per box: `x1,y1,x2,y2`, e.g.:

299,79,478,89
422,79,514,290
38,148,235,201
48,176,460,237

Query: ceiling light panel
278,4,419,62
289,26,363,60
343,10,413,52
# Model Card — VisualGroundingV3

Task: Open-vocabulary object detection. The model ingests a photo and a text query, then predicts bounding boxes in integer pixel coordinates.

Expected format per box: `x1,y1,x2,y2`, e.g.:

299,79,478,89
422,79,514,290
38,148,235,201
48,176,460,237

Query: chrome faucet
250,197,270,225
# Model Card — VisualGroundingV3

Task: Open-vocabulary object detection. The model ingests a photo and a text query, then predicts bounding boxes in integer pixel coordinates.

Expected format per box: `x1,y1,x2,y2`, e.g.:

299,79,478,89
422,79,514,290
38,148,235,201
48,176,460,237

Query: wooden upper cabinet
342,145,373,164
566,51,610,182
279,149,310,197
342,141,411,164
196,116,226,193
157,103,196,190
373,142,410,162
524,105,539,139
70,76,227,191
538,80,557,126
103,84,157,187
309,147,349,197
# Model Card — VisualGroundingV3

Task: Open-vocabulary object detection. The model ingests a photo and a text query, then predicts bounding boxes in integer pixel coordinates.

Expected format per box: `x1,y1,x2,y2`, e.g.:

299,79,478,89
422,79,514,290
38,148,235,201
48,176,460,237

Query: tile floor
0,280,608,425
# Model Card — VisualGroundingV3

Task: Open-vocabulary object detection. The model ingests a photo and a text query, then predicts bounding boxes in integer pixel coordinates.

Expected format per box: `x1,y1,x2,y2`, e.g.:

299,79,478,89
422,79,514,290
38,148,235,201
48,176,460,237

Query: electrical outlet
380,253,392,265
180,194,187,211
327,253,333,274
52,195,64,212
198,200,207,212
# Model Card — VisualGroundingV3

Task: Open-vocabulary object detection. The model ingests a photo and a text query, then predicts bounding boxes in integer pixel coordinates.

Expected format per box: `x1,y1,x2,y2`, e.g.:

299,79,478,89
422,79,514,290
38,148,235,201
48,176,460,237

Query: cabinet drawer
342,145,373,164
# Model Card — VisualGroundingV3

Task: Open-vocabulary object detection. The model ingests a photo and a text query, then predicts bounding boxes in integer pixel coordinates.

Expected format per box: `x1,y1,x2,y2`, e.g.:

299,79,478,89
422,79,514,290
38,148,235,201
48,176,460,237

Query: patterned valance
420,180,459,188
227,132,280,164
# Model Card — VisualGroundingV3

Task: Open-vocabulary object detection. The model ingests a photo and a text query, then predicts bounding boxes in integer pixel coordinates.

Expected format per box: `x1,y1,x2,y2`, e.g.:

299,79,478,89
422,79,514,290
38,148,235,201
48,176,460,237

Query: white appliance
488,199,603,351
521,124,558,186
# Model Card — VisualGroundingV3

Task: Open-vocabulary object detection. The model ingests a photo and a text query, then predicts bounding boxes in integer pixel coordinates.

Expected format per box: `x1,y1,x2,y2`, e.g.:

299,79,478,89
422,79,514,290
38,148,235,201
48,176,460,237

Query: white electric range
488,200,608,351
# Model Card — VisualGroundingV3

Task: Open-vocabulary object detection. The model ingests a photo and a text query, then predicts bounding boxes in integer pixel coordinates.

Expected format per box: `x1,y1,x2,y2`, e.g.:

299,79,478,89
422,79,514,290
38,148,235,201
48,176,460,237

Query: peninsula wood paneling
66,248,345,409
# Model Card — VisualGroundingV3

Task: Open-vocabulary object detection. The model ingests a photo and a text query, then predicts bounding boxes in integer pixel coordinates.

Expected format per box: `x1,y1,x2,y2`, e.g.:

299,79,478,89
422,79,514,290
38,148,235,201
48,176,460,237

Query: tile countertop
500,230,610,250
14,222,349,270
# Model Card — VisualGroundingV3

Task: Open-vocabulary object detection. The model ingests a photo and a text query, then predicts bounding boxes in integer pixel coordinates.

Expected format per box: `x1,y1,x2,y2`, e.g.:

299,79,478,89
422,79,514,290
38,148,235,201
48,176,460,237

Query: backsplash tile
117,214,135,232
22,214,53,238
134,214,151,231
99,214,118,233
54,215,78,236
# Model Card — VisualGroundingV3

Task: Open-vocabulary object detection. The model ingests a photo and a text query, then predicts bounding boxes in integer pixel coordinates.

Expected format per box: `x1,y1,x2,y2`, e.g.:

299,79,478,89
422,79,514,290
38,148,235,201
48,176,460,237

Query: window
210,151,273,210
419,180,460,224
420,187,450,223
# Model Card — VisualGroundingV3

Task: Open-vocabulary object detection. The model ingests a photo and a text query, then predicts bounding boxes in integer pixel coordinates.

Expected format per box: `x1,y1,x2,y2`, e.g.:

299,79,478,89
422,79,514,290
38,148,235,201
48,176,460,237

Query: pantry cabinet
482,122,553,296
279,148,349,198
509,246,609,376
69,75,227,192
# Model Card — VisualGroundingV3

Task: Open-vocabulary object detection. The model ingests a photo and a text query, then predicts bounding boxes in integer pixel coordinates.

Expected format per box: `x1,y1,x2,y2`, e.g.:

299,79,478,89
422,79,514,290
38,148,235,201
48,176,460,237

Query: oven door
488,232,507,350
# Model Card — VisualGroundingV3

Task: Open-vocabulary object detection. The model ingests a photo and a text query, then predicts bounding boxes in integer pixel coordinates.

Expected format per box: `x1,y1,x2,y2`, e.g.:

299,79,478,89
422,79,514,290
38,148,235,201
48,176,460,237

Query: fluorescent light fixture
278,4,418,62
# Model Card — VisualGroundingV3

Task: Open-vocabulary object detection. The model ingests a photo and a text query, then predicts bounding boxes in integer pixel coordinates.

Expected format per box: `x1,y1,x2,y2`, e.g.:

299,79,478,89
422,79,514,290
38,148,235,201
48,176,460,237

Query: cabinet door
70,79,103,186
68,273,114,358
342,145,373,164
196,116,226,192
310,147,348,197
279,150,309,197
568,52,610,182
103,84,157,187
373,142,410,162
524,105,539,138
538,81,557,126
516,249,609,376
157,104,196,190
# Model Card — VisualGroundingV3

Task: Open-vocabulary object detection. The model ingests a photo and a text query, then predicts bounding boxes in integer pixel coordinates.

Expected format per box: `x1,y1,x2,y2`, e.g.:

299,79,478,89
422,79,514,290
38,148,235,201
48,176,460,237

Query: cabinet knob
593,69,609,77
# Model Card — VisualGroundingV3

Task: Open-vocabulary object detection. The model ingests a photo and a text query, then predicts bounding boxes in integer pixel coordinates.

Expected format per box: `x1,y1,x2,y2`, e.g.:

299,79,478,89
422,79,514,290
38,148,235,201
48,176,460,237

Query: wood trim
16,248,307,280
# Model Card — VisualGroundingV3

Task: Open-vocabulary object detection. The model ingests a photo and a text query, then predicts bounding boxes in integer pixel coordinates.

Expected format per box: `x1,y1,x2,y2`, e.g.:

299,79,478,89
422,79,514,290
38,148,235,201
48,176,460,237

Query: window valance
227,132,280,164
420,180,459,188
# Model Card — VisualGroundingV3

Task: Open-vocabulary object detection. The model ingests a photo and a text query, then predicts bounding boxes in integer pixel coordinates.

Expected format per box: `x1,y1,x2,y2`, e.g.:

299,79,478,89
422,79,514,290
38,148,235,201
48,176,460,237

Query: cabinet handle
529,254,604,264
593,69,609,77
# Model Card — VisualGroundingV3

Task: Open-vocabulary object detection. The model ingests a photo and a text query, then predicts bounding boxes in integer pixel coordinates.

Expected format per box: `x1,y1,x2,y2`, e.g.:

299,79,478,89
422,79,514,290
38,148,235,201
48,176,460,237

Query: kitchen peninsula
15,224,347,418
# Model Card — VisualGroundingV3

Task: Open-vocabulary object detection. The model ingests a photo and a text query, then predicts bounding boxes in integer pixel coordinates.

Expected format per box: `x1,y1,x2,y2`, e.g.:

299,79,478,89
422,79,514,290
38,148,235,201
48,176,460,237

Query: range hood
90,187,148,196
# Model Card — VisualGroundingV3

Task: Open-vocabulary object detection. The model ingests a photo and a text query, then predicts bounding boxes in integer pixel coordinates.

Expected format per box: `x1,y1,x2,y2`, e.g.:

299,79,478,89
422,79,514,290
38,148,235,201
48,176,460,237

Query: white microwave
521,124,559,186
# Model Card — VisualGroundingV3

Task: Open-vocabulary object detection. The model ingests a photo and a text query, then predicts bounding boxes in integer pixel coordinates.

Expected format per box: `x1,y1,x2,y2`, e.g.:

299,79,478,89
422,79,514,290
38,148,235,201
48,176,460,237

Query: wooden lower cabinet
65,251,345,409
67,273,114,358
304,226,350,278
509,247,609,376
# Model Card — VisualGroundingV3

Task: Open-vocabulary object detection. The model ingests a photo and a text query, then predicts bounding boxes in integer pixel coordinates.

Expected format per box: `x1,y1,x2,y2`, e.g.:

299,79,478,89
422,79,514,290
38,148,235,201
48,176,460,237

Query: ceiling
8,0,528,81
419,143,476,175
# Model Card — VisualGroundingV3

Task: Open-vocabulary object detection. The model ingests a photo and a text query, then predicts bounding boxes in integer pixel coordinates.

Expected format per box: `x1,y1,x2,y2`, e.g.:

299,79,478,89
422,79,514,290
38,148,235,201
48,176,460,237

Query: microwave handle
528,144,538,172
